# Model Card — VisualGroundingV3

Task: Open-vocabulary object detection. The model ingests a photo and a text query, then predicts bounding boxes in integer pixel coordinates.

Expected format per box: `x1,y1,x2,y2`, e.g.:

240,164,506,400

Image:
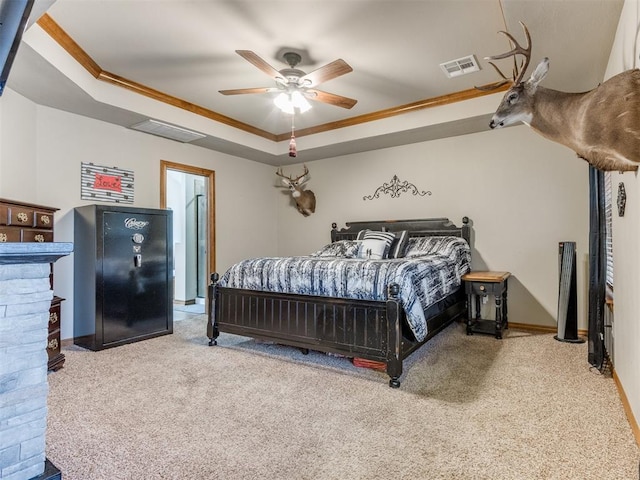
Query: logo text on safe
124,218,149,230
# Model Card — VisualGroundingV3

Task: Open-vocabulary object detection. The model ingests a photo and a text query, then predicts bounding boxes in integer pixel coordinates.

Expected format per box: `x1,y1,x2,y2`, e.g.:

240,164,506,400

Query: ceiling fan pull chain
289,116,297,157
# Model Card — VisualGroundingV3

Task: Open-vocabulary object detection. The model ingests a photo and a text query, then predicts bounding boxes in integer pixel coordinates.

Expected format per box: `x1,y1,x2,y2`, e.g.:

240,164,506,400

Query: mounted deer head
276,165,317,216
485,22,640,172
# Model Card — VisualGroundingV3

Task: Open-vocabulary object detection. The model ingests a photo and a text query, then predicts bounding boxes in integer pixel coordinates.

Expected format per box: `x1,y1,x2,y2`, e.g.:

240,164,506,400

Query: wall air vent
129,119,206,143
439,55,480,78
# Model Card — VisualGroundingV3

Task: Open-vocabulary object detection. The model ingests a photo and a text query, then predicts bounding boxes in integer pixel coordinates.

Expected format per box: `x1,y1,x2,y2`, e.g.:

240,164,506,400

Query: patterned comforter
219,236,470,342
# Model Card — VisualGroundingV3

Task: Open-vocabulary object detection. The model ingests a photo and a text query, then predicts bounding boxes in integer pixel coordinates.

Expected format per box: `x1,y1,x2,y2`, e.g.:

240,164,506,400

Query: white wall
603,0,640,437
0,88,279,340
0,88,38,198
278,125,590,330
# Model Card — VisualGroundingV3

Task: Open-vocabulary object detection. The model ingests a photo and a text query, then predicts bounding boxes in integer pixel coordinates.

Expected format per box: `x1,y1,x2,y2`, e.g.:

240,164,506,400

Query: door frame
160,160,216,288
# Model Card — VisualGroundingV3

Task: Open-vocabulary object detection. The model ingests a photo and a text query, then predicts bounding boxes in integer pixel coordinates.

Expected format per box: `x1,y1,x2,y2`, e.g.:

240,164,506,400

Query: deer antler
276,165,309,183
295,164,310,183
275,167,291,180
486,21,531,85
476,21,532,91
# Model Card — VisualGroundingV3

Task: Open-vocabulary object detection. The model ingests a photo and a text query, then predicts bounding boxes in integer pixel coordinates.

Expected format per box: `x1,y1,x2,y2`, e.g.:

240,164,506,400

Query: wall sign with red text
81,162,134,203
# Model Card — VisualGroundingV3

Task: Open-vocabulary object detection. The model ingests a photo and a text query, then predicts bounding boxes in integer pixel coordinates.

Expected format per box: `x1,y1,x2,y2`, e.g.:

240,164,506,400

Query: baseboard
173,299,196,306
508,322,588,337
612,368,640,447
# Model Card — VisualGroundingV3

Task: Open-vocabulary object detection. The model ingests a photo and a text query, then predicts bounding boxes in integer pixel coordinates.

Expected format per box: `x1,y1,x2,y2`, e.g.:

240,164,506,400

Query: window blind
604,172,613,288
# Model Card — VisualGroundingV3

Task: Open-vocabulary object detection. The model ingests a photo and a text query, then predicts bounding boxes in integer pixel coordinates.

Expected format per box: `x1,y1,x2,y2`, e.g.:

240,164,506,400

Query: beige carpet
46,315,639,480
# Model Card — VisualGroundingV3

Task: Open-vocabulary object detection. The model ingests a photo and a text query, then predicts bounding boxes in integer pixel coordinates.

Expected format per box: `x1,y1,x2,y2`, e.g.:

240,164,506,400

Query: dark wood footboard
208,273,405,387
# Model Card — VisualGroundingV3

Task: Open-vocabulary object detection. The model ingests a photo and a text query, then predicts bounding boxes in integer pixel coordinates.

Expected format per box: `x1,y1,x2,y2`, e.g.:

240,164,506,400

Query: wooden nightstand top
462,271,511,283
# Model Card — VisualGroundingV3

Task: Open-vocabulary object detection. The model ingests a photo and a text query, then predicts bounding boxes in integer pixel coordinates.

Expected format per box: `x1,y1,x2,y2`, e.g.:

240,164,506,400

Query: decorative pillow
404,236,467,259
311,240,360,258
355,229,409,259
356,229,369,241
388,230,409,258
362,230,395,256
357,238,388,260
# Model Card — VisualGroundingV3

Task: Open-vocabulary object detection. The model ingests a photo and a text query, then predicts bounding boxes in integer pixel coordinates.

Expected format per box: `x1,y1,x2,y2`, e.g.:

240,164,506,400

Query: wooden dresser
0,198,65,371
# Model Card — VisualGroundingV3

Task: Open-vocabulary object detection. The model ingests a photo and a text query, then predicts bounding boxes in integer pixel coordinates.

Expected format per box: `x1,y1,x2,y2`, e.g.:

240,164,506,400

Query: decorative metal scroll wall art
81,162,134,203
617,182,626,217
363,175,431,201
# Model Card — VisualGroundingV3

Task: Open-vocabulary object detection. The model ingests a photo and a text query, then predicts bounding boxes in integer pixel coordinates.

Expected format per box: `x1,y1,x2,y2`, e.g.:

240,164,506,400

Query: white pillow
357,230,396,258
357,239,388,260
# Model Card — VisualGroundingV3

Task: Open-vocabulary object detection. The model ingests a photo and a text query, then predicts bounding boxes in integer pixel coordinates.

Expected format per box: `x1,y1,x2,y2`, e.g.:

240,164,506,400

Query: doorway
160,160,215,315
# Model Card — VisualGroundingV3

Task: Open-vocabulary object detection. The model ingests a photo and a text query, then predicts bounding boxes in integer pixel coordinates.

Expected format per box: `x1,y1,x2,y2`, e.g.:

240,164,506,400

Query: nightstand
462,271,510,339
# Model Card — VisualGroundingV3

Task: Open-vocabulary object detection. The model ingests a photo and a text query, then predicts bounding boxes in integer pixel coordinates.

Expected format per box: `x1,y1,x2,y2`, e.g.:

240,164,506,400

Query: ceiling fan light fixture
291,91,312,112
274,91,311,114
274,92,294,114
222,50,356,111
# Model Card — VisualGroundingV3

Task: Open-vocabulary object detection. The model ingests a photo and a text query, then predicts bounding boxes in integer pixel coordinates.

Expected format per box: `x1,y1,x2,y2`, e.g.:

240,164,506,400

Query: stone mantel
0,244,73,265
0,242,72,480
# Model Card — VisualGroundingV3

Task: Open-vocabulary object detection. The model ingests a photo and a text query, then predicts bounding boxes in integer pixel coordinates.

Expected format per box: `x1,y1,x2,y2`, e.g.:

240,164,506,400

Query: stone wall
0,263,54,480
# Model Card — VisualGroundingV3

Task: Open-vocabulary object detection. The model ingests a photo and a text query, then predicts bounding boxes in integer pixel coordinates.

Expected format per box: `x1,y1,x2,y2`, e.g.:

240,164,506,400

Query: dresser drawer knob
17,212,29,223
34,234,45,243
0,233,6,243
41,215,51,225
479,285,485,291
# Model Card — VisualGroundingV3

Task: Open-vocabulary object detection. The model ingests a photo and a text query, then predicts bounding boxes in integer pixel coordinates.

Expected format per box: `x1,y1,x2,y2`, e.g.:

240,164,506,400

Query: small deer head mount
276,165,316,216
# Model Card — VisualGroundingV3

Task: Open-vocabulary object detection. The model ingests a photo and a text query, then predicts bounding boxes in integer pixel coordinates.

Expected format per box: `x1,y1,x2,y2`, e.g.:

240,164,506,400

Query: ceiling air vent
439,55,480,78
129,119,206,143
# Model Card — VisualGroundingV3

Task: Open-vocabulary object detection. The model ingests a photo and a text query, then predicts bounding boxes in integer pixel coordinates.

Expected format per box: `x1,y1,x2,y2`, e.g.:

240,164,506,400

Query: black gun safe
74,204,173,350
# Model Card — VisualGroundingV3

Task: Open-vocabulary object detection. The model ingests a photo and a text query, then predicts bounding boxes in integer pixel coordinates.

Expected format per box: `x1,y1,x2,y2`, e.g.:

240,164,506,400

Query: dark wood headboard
331,217,470,244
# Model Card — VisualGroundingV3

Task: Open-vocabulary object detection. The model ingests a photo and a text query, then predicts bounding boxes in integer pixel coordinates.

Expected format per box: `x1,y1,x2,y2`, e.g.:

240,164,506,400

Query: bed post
386,283,403,388
461,216,470,244
330,222,338,242
207,273,220,346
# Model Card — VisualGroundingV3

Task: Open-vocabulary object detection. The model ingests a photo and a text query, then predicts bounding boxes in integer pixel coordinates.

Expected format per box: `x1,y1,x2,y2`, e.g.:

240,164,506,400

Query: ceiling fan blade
235,50,283,80
219,87,278,95
306,89,357,109
300,59,353,87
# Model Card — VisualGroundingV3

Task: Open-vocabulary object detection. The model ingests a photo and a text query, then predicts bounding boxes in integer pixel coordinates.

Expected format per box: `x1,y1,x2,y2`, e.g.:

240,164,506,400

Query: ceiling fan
218,50,358,111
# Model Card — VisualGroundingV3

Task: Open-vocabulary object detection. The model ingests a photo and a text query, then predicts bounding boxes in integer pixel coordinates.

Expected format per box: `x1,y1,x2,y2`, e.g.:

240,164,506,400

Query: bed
207,217,471,388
